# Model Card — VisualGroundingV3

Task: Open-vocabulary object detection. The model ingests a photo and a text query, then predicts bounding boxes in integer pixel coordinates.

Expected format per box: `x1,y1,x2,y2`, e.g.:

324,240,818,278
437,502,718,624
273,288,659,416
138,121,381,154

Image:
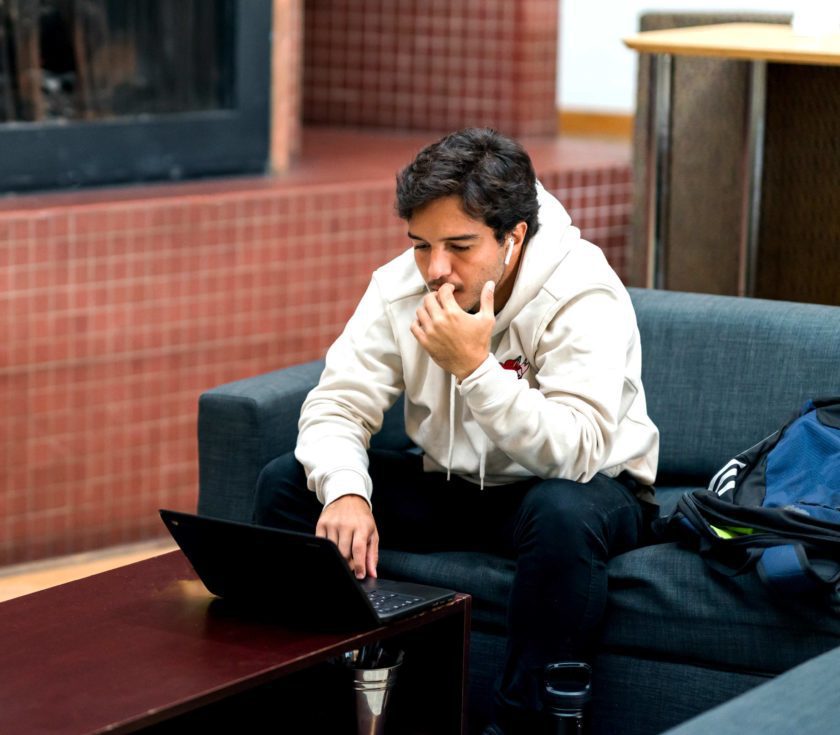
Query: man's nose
427,248,452,281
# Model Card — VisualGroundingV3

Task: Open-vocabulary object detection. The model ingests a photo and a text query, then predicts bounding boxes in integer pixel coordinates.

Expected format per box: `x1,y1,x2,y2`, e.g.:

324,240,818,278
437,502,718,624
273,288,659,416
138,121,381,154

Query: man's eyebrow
407,231,480,242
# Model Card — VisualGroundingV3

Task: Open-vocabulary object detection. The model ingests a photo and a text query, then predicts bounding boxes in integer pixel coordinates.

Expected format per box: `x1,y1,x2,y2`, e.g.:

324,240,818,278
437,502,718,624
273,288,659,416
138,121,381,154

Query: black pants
253,449,652,731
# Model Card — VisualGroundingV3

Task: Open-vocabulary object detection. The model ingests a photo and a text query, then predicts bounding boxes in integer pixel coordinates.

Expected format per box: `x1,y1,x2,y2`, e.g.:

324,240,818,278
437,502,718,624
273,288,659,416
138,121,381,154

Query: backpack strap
757,544,840,596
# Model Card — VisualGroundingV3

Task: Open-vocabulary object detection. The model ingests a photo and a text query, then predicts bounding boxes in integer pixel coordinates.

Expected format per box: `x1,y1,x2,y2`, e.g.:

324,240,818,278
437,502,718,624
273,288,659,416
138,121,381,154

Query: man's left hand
410,281,495,381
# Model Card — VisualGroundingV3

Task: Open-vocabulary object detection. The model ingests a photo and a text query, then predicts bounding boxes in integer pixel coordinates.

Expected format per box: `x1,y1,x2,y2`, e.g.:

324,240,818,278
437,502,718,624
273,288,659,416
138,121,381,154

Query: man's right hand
316,494,379,580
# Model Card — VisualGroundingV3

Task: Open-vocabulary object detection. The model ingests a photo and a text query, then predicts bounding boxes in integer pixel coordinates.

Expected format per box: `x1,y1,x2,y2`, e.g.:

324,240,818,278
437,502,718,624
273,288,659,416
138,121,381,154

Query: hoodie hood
491,182,575,334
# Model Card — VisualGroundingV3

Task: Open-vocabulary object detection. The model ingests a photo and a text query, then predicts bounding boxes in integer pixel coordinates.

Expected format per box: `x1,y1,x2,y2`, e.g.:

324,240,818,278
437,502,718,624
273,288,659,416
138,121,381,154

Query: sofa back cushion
264,362,411,453
629,288,840,482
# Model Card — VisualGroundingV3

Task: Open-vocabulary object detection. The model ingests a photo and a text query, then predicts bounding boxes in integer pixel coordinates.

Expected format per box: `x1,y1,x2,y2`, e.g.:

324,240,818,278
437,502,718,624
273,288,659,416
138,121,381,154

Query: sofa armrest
660,644,840,735
197,359,411,523
197,360,325,523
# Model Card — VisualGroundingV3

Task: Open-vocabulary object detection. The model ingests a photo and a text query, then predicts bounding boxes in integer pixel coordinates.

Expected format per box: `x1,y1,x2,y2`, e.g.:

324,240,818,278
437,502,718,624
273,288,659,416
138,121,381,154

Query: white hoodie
296,185,659,508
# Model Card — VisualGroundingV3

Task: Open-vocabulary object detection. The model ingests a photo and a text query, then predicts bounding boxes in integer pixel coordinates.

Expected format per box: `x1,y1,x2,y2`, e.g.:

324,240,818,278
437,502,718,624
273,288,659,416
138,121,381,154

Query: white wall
558,1,800,114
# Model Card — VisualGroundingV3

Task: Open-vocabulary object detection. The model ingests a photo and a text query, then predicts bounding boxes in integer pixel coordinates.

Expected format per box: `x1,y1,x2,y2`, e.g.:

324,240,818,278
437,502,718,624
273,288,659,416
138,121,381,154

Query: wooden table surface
624,23,840,65
0,550,469,734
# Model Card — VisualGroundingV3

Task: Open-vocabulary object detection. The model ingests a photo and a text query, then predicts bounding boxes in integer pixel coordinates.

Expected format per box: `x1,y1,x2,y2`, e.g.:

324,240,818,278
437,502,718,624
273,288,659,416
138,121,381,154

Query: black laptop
159,509,456,630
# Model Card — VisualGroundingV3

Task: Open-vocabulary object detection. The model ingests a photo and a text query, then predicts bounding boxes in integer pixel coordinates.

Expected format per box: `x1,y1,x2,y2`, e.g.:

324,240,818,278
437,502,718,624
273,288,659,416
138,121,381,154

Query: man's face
408,196,508,313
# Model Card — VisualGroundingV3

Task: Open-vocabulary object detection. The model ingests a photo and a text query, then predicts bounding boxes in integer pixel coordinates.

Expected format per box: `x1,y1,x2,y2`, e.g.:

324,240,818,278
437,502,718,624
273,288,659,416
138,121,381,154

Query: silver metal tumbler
343,647,404,735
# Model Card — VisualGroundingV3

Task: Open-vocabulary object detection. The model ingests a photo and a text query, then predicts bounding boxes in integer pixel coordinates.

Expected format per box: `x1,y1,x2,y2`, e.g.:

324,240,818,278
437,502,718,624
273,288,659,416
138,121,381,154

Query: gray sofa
197,287,840,734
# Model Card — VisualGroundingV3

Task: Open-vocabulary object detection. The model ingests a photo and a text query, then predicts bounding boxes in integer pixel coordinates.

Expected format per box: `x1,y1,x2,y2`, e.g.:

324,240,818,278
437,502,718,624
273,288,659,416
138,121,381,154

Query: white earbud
504,237,515,265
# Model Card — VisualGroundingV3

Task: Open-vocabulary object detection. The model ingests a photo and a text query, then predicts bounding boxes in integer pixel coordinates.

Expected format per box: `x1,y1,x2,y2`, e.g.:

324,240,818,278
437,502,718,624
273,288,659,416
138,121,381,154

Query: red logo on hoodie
500,355,530,379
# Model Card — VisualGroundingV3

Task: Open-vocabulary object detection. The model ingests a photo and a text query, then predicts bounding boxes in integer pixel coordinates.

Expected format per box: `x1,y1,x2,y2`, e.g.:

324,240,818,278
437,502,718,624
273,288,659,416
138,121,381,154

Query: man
254,128,659,734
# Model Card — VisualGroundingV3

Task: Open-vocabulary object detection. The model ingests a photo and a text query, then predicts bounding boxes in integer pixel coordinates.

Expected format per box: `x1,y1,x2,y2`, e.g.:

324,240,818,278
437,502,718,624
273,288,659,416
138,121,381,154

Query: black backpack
655,398,840,599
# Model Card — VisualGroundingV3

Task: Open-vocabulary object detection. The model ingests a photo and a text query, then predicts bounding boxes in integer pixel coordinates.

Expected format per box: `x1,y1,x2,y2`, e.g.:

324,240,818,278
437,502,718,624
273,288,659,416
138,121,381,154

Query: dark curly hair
395,128,540,245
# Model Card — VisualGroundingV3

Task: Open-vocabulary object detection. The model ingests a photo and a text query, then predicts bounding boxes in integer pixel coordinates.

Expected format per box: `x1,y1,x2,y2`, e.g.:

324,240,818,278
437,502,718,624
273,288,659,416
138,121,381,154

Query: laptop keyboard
367,589,423,615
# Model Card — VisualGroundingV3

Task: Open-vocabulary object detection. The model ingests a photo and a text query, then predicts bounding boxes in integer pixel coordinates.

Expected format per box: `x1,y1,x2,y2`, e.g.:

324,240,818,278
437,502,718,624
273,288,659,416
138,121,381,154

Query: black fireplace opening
0,0,270,193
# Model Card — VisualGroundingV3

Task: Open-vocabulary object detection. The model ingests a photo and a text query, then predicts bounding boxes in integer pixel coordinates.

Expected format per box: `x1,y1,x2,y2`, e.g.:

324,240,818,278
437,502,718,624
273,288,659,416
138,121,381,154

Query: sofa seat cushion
602,541,840,675
378,549,513,632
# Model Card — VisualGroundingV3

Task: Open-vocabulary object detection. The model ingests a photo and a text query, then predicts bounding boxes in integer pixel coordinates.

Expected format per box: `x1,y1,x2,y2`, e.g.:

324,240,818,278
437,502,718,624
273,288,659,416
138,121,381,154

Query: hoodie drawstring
447,375,455,481
447,374,486,490
478,433,486,491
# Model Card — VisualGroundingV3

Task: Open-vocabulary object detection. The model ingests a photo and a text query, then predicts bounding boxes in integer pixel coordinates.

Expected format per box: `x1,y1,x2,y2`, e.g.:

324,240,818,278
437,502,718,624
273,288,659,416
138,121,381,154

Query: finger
410,320,427,346
479,280,496,317
436,283,460,311
367,530,379,579
423,290,443,317
336,528,353,564
351,532,368,579
415,304,432,330
436,282,455,299
316,517,338,547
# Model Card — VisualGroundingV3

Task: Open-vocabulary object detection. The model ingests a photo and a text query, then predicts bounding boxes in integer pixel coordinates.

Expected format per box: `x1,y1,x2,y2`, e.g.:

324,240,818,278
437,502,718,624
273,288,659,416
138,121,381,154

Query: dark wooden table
0,551,470,734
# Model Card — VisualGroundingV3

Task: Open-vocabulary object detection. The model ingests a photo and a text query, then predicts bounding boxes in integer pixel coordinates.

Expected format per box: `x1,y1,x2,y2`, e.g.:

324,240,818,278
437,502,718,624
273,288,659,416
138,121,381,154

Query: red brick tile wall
0,165,629,566
0,185,402,564
541,166,633,280
303,0,558,136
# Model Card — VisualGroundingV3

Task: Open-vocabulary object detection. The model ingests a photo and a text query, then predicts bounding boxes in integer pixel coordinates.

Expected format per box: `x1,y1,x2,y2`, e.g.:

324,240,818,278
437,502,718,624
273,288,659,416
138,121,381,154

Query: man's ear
504,222,528,259
511,221,528,247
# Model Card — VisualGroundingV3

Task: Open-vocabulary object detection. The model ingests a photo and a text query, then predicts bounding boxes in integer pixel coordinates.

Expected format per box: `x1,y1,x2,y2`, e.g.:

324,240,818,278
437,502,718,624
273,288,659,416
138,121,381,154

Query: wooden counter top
624,22,840,66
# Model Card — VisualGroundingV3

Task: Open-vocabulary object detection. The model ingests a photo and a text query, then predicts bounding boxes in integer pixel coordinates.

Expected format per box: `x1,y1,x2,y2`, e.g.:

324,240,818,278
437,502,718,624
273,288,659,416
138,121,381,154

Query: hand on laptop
316,495,379,580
